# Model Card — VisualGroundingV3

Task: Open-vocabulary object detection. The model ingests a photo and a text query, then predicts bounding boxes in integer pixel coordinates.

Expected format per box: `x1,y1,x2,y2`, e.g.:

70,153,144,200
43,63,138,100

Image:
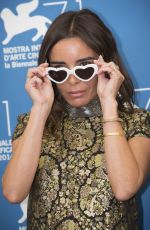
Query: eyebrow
76,57,96,63
50,56,96,65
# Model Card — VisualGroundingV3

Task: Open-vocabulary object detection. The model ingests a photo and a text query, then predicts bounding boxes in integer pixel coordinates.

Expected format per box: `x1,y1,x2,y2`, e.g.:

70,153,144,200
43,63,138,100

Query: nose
67,74,81,85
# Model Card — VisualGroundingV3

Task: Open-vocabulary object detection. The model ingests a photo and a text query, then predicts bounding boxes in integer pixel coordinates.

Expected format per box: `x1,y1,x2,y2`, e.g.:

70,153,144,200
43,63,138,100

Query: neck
63,97,101,118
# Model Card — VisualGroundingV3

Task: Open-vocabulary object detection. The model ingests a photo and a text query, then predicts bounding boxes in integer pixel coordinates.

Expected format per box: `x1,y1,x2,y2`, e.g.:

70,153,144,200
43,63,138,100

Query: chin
65,96,96,108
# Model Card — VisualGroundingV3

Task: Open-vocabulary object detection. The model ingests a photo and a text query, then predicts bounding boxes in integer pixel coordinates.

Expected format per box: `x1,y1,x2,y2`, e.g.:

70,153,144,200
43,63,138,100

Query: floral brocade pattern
12,109,150,230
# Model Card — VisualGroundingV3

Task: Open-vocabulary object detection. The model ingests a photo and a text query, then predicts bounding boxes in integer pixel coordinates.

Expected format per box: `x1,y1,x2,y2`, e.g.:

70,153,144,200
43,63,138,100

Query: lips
68,90,85,98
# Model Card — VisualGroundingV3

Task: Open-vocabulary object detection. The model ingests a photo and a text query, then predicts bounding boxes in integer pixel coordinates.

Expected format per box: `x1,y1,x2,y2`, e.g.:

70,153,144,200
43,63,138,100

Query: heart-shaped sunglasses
45,63,98,84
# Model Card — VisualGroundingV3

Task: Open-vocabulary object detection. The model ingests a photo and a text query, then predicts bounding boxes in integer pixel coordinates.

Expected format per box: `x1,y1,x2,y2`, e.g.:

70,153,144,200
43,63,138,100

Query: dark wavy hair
38,9,134,130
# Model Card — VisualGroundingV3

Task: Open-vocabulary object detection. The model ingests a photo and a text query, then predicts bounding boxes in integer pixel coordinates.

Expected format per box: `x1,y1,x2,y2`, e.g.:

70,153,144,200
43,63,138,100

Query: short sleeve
12,113,30,141
125,109,150,140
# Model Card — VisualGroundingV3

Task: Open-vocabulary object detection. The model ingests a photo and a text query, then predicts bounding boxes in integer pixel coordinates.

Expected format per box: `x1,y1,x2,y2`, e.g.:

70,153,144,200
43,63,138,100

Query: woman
2,9,150,229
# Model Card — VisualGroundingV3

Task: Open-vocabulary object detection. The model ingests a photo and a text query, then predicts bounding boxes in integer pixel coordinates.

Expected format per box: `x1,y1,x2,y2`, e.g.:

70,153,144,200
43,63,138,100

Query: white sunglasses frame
45,63,98,84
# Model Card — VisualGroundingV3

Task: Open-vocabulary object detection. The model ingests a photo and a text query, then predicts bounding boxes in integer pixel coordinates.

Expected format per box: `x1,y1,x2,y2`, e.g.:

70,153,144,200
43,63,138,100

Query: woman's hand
25,63,54,113
94,55,124,105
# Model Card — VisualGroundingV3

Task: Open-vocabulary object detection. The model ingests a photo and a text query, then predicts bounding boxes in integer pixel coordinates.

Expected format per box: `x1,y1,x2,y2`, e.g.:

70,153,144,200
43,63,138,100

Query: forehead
49,37,97,62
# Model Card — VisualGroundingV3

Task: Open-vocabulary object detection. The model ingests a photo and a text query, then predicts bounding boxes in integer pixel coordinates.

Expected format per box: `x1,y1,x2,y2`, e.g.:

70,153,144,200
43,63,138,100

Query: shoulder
12,112,30,141
16,112,30,124
120,108,150,122
120,108,150,139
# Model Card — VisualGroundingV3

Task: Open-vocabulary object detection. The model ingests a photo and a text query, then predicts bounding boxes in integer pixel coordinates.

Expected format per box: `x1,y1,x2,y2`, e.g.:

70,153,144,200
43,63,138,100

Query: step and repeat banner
0,0,150,229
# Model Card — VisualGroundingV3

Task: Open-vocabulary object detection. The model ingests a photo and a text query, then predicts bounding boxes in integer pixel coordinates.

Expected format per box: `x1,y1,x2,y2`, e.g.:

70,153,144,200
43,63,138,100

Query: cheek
56,77,98,95
56,84,66,95
86,77,98,90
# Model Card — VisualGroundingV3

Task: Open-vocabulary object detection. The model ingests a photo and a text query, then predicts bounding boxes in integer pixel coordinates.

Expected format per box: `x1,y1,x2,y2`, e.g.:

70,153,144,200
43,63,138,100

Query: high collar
63,97,101,118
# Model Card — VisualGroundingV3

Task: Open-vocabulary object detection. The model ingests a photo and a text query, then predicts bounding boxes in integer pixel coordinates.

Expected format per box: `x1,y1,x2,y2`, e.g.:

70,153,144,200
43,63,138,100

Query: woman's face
49,37,98,107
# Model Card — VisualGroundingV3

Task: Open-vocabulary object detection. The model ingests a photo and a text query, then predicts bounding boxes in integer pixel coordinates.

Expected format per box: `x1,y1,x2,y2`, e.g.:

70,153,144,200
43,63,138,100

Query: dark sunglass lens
48,70,67,82
75,67,94,80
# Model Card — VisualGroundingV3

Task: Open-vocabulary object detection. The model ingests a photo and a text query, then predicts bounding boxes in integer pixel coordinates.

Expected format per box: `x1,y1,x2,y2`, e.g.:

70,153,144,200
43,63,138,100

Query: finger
25,76,41,91
43,74,52,84
37,66,47,77
39,63,49,75
98,62,119,70
107,61,120,72
98,55,105,63
98,66,124,80
33,77,45,90
94,55,106,72
101,60,120,71
39,63,50,78
27,67,46,81
39,62,49,67
96,56,120,71
27,75,43,85
27,67,43,77
94,55,104,64
98,62,120,74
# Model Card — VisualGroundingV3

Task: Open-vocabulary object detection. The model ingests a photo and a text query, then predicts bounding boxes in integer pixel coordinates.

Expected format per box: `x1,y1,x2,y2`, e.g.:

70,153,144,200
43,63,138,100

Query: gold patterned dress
12,108,150,230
